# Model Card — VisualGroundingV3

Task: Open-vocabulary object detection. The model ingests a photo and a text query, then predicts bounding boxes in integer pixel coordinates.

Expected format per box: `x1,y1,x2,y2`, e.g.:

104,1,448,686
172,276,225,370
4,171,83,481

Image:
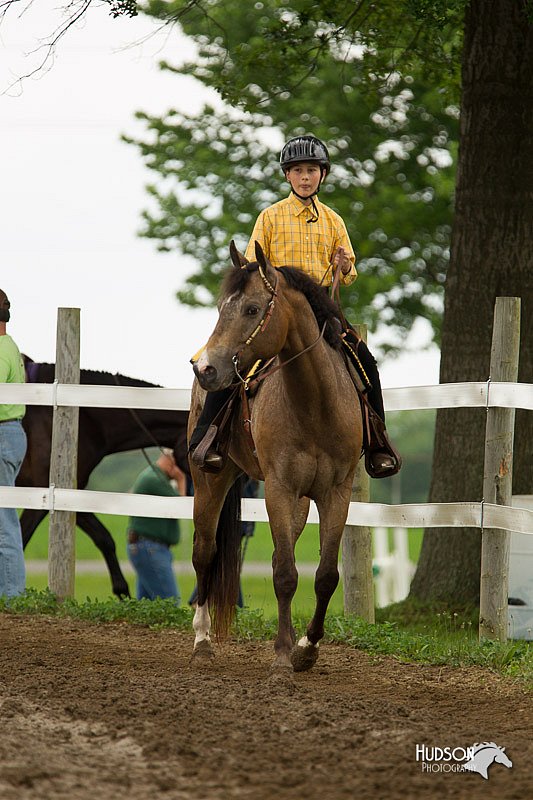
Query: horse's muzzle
193,361,220,390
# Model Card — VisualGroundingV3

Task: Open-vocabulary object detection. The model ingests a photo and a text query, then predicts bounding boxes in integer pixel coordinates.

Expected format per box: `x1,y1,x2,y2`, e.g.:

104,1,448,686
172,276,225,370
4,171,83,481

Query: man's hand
333,246,352,275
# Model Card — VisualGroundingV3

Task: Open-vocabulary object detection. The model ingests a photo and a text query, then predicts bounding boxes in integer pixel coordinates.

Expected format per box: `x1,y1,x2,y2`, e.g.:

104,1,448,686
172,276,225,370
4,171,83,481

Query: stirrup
365,428,402,479
190,425,225,473
366,449,398,478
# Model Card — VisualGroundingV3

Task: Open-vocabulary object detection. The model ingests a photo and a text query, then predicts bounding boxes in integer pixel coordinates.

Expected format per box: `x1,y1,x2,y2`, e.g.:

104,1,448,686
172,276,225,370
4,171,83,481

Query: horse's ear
254,241,276,283
229,240,248,269
254,240,269,269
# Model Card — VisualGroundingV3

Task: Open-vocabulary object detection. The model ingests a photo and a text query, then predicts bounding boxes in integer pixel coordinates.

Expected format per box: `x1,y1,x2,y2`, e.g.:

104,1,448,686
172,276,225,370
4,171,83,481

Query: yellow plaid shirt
244,194,357,286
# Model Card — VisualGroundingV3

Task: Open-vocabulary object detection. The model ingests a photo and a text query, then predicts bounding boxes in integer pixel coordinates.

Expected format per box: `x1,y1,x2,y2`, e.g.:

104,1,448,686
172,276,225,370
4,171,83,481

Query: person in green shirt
127,448,185,601
0,289,27,598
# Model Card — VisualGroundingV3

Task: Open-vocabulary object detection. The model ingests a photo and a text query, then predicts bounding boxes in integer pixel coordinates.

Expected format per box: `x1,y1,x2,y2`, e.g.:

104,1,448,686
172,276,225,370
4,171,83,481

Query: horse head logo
464,742,513,780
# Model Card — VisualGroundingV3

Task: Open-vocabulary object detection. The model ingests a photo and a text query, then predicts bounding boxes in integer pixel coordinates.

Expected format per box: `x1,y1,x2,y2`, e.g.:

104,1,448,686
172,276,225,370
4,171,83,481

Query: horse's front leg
265,485,308,670
291,487,352,673
191,465,240,663
191,478,220,661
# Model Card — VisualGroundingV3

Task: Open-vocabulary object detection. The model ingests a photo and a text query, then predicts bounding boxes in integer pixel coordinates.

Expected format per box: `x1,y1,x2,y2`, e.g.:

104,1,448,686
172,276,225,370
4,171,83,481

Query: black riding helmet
280,135,330,222
279,135,331,175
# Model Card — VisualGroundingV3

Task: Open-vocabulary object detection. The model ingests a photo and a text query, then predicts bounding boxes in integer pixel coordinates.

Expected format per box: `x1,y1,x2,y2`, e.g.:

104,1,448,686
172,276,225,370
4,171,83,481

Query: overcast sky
2,3,439,390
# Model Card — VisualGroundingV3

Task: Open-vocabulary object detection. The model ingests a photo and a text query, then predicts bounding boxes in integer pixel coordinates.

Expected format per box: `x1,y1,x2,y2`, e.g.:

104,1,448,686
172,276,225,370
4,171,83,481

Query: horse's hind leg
291,490,351,673
20,509,48,549
77,512,130,598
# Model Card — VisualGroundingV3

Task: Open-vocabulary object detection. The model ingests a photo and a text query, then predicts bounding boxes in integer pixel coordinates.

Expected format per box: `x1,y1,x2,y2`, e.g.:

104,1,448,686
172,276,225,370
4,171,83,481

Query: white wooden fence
1,300,532,640
1,378,531,531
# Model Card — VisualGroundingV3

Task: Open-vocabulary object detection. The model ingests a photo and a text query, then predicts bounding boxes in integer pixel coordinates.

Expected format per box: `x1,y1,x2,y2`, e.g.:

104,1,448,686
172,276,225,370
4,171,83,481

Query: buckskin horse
19,360,189,597
189,241,363,672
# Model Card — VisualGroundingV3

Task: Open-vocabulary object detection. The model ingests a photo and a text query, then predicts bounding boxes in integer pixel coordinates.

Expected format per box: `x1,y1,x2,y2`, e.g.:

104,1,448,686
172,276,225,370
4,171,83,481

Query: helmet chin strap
291,188,320,223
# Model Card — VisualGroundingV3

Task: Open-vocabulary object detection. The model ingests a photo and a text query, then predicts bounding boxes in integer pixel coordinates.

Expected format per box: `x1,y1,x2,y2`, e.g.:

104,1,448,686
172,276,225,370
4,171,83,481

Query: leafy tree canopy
146,0,465,109
128,0,460,349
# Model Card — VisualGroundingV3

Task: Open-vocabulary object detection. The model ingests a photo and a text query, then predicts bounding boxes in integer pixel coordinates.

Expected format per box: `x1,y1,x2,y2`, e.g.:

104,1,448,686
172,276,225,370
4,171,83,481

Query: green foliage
128,0,460,350
144,1,464,107
106,0,138,17
371,410,436,504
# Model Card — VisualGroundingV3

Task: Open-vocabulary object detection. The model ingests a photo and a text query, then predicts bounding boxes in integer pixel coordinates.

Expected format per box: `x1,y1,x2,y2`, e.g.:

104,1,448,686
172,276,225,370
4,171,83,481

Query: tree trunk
410,0,533,605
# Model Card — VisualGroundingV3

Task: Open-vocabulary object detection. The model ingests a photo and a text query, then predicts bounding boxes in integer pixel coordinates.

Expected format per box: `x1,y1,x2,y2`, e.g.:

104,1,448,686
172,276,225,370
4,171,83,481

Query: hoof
267,657,296,690
270,653,292,673
290,636,319,673
191,638,215,667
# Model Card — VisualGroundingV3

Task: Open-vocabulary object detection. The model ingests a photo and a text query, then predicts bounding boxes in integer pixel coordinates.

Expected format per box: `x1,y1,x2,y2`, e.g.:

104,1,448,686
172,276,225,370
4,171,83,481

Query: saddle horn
229,240,249,269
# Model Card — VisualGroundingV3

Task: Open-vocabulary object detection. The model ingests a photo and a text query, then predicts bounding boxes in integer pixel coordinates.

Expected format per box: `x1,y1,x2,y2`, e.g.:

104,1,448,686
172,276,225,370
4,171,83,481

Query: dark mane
278,267,342,349
220,264,342,349
27,361,160,388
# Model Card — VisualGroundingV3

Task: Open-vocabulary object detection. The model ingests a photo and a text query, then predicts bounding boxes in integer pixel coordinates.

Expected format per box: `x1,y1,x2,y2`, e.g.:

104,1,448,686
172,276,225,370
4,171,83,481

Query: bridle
231,262,278,384
231,262,328,389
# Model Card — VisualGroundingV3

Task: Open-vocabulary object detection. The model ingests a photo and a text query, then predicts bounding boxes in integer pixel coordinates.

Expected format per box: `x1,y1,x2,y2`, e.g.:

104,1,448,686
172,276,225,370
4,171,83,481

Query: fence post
48,308,80,600
479,297,521,642
342,323,375,622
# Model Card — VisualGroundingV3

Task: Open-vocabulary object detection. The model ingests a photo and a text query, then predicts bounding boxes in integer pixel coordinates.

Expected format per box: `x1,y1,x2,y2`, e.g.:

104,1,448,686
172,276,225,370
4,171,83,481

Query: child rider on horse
189,134,401,478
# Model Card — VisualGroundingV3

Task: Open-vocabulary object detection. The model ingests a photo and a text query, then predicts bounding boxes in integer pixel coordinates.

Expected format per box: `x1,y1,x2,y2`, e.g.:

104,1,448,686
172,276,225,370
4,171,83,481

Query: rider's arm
333,218,357,285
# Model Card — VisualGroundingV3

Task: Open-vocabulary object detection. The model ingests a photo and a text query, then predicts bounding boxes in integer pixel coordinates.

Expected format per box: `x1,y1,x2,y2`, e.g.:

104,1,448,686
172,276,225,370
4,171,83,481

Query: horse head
464,743,513,779
193,241,288,392
493,745,512,769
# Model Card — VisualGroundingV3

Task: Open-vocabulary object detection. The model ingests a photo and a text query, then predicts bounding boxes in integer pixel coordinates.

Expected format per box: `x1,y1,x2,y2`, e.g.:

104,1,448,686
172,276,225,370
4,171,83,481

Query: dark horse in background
19,358,189,597
189,242,363,672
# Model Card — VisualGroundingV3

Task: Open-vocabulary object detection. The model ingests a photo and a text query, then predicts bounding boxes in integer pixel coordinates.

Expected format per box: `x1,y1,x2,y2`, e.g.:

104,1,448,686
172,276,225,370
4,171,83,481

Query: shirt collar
287,193,321,217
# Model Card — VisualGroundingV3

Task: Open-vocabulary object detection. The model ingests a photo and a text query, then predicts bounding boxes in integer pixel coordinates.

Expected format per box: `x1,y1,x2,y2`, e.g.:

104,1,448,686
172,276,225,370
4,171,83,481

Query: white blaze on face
196,348,211,372
218,291,248,324
220,291,239,310
193,603,211,646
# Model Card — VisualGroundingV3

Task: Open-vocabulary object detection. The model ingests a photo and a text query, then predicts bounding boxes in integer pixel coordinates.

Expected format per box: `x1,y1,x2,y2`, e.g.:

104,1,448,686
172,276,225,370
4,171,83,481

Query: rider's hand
333,246,352,275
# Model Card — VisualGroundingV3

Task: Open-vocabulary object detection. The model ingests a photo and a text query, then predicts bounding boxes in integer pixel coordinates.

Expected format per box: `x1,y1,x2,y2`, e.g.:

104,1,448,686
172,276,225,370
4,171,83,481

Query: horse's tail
209,475,244,639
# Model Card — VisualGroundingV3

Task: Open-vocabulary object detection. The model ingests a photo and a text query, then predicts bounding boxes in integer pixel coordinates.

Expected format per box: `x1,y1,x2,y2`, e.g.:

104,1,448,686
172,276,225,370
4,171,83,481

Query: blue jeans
0,420,27,598
127,535,180,602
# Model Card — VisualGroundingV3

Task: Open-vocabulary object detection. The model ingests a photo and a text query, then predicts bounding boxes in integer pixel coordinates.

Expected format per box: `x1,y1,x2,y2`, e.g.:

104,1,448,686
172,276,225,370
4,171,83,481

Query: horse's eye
246,305,259,316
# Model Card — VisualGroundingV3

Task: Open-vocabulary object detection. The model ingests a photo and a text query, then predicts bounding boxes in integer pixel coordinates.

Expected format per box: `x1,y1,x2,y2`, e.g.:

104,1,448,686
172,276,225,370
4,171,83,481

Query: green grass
24,513,424,564
25,513,423,568
24,512,421,615
25,571,345,616
2,590,531,686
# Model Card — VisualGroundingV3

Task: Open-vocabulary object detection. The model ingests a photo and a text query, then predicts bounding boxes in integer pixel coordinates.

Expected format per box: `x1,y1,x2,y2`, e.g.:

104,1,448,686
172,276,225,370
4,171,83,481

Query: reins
238,320,328,391
231,259,341,461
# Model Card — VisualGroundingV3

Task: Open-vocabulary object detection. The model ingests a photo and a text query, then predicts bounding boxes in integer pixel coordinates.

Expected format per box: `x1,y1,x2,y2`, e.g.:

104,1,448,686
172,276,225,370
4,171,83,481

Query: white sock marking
193,603,211,646
297,635,318,649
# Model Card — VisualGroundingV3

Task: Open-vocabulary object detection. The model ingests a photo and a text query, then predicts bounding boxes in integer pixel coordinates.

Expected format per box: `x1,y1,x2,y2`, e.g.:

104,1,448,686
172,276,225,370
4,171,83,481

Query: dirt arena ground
0,613,531,800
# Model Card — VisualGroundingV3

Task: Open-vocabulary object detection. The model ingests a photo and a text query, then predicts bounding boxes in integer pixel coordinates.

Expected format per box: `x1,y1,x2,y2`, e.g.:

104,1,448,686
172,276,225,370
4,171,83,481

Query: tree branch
1,0,138,92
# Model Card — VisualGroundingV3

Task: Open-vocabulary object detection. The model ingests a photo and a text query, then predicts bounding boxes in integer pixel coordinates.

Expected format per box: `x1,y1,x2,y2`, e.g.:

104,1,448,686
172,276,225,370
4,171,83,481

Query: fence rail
1,380,532,412
1,381,532,535
0,487,532,535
